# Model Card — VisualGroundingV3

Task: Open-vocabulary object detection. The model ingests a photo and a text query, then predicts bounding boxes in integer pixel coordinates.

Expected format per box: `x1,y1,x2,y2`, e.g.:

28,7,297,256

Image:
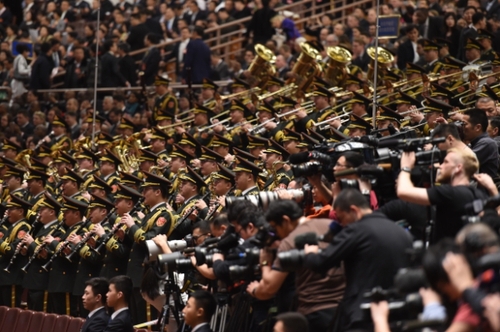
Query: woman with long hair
443,12,460,58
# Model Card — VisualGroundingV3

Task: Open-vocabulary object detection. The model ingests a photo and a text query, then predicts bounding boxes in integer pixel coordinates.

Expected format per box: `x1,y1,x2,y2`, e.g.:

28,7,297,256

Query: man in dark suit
142,9,163,36
141,33,161,86
30,42,54,91
127,13,150,56
164,26,190,78
303,189,413,331
64,46,87,89
414,7,443,40
104,275,134,332
117,42,138,86
0,0,12,28
397,24,420,71
81,278,110,332
184,0,207,26
16,109,34,141
182,290,217,332
182,26,211,84
100,40,129,88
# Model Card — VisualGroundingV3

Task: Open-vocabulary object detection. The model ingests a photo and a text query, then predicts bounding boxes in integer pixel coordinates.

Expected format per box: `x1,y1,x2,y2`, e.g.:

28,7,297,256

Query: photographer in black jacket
303,189,412,331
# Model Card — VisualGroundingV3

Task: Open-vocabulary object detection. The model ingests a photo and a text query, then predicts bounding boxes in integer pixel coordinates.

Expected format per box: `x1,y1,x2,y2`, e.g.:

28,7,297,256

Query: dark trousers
0,285,22,307
48,292,79,317
27,289,46,312
305,307,337,332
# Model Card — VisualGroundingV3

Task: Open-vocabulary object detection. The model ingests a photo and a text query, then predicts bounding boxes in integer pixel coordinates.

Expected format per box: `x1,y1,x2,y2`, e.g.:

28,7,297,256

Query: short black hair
265,200,303,226
276,312,309,332
333,188,370,211
193,26,204,38
103,39,115,53
227,200,258,223
109,275,133,305
405,24,418,34
140,267,161,301
85,277,109,305
190,290,216,322
422,239,460,291
192,220,211,234
146,33,160,44
490,116,500,131
209,214,230,229
118,42,130,53
341,151,365,168
15,43,29,54
41,42,51,54
472,12,485,25
432,123,461,140
464,108,488,133
236,207,265,228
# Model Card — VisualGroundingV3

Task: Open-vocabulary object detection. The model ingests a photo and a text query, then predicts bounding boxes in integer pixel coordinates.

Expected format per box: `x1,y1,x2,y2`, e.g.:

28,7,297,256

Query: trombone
158,116,195,129
251,84,296,104
226,118,259,131
250,101,315,134
215,87,261,103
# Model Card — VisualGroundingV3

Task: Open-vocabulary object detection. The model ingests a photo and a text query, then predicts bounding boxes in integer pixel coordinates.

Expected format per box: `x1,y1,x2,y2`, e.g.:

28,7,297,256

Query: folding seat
53,314,71,332
40,313,57,331
66,317,85,332
0,306,9,326
0,307,20,331
13,310,33,332
26,311,45,332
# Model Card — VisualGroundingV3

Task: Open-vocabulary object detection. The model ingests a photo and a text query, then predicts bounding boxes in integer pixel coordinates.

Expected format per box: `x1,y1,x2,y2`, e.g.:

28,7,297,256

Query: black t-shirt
379,199,428,241
427,185,488,242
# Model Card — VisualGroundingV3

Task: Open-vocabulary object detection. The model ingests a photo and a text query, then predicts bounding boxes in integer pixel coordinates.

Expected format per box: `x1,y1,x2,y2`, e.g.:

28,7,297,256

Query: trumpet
226,118,259,131
312,113,351,129
198,118,231,132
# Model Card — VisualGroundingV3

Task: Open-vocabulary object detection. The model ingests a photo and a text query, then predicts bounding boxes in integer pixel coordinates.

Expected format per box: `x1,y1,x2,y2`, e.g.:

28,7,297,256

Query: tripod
210,292,230,332
160,272,186,332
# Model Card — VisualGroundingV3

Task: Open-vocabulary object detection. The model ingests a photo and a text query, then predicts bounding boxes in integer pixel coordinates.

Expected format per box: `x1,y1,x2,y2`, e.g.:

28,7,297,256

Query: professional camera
157,251,193,274
225,189,307,210
227,247,261,281
145,239,189,262
251,224,279,248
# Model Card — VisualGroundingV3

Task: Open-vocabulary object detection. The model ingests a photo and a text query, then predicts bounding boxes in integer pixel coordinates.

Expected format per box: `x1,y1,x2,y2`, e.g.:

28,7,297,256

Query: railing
45,0,375,90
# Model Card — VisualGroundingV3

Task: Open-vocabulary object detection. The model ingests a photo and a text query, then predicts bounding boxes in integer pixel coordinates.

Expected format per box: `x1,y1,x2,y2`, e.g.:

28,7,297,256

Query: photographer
431,123,474,153
308,151,378,214
303,189,412,331
246,200,345,330
442,223,500,330
397,148,489,242
304,176,332,219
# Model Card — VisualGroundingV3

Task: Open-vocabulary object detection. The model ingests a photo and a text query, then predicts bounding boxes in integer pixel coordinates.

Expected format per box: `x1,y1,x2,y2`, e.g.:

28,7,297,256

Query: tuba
292,43,322,92
248,44,276,85
290,43,323,92
366,46,395,85
324,46,352,87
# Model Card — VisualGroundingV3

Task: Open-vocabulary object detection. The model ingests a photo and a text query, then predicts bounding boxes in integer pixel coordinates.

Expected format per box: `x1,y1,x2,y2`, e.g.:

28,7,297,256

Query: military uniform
154,92,178,125
0,211,31,307
47,197,88,316
22,218,65,312
101,184,143,280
